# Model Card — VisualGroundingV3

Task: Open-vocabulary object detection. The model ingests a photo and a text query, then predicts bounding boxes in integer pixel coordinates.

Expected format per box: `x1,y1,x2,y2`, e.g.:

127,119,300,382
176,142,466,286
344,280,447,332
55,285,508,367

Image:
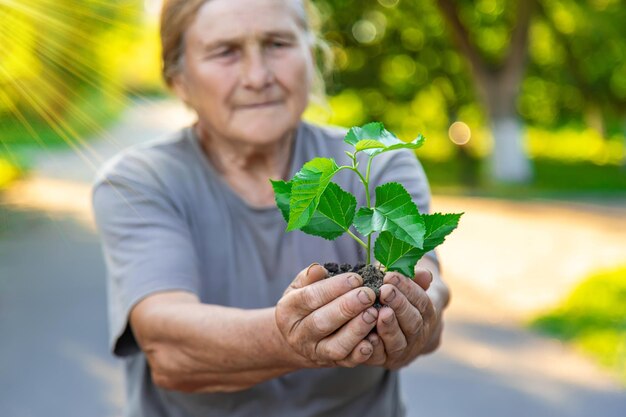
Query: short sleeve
92,171,200,357
364,149,439,267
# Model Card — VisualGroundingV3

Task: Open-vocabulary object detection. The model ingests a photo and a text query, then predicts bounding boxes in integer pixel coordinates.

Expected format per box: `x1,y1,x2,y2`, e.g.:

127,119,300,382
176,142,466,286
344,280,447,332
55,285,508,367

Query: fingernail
384,288,397,303
357,289,372,304
383,311,395,324
417,268,433,283
362,309,377,324
360,346,373,356
347,274,362,288
369,334,379,346
305,263,320,277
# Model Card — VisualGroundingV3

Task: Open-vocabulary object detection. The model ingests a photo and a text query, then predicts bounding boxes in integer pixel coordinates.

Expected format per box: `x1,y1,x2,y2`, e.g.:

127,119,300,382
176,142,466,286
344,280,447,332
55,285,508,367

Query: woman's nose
241,47,274,90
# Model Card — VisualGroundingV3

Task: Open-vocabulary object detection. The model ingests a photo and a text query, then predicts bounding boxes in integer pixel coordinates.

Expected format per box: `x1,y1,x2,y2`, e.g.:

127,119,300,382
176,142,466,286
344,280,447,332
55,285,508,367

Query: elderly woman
92,0,449,416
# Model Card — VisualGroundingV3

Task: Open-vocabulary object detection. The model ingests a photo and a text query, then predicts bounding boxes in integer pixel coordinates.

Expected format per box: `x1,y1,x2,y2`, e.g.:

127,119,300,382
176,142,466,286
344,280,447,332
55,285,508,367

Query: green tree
316,0,626,183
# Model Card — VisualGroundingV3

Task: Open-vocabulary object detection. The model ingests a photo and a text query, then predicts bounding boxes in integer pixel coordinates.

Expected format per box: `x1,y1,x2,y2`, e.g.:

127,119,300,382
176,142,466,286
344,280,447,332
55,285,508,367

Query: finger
336,339,375,368
376,307,407,355
276,273,366,346
384,272,436,323
316,306,378,364
302,287,376,338
379,283,424,341
364,332,386,366
290,273,366,318
413,268,433,291
285,263,328,295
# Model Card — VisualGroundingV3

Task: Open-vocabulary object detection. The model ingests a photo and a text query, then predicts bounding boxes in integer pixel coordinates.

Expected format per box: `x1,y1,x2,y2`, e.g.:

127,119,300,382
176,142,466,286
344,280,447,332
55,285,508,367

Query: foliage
421,157,626,197
0,0,149,166
271,122,462,276
310,0,626,171
529,265,626,385
0,158,20,189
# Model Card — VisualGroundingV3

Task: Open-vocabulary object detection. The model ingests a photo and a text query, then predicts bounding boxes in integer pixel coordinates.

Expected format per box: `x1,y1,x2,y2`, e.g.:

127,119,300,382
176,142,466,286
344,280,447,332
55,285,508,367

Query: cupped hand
364,268,442,370
275,264,379,368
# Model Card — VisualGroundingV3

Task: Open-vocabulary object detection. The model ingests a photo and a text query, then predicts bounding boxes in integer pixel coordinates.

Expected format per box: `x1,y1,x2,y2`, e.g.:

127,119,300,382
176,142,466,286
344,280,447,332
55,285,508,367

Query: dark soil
324,263,385,308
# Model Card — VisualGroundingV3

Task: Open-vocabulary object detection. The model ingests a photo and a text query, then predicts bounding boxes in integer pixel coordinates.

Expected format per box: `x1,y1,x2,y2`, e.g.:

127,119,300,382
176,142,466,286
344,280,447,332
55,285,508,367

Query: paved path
1,100,625,416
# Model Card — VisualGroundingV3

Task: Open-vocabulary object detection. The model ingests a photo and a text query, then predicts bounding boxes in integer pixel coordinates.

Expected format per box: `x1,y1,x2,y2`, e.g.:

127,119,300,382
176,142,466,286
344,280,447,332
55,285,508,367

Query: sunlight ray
2,0,139,45
0,0,156,221
0,65,102,173
37,0,141,28
0,59,107,165
0,10,161,154
0,4,153,105
0,25,130,150
0,89,49,153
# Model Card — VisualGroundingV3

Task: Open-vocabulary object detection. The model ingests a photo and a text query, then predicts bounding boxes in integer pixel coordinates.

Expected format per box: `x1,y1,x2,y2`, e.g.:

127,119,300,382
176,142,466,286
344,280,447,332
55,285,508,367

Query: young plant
270,122,462,279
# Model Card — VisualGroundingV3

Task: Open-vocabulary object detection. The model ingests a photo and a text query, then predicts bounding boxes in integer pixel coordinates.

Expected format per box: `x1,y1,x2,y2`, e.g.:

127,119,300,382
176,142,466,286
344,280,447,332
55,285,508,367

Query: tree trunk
435,0,535,184
489,116,531,182
481,73,533,183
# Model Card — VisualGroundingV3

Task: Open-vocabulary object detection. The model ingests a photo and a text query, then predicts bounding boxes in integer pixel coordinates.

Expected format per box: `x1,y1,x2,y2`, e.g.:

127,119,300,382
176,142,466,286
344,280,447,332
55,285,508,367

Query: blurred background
0,0,625,416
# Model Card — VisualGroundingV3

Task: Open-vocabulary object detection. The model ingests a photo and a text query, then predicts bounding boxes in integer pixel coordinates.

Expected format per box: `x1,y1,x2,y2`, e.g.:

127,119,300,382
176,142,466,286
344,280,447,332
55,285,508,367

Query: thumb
284,263,328,295
413,268,433,291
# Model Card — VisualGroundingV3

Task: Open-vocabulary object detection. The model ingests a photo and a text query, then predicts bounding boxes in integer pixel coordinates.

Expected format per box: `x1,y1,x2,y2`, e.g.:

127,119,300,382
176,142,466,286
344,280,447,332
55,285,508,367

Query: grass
529,266,626,385
422,156,626,199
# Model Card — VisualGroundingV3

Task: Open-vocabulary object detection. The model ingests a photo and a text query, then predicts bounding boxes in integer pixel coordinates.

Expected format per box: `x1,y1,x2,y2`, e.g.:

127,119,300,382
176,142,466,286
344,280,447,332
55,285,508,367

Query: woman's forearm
130,291,307,393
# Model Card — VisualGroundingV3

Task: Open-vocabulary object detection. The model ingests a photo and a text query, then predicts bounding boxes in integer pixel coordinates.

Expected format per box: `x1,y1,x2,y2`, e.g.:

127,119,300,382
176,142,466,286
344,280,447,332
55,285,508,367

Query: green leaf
344,122,425,156
374,212,463,277
354,182,425,248
373,135,425,156
353,207,375,236
287,157,340,231
374,231,424,277
344,122,389,148
355,139,386,152
301,182,357,240
422,213,463,251
270,179,291,223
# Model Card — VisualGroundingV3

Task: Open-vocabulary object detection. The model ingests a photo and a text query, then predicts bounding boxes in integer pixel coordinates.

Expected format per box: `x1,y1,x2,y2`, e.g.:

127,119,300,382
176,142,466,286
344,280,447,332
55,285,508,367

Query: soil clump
324,263,385,308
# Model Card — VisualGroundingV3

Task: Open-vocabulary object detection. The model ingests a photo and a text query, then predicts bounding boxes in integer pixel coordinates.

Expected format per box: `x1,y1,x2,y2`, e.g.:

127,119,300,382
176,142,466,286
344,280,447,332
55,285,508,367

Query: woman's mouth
238,100,282,109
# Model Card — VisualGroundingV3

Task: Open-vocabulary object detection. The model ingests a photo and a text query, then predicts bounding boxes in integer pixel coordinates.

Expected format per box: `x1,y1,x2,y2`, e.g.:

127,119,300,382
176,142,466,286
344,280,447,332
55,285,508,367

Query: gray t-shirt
92,121,436,417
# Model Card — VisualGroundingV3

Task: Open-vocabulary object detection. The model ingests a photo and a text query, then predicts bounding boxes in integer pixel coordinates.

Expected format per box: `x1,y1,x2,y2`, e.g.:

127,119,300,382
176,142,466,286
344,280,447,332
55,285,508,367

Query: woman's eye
268,40,289,49
216,48,235,57
207,48,237,60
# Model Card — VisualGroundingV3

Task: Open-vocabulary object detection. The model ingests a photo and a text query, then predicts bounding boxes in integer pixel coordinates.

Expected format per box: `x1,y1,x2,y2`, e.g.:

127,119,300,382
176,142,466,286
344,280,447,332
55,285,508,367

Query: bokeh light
448,121,472,145
352,19,377,44
377,0,399,8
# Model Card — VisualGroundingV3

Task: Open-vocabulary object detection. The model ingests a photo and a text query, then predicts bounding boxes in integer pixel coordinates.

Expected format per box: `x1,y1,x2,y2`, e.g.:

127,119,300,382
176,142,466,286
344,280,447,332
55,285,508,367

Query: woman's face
173,0,314,146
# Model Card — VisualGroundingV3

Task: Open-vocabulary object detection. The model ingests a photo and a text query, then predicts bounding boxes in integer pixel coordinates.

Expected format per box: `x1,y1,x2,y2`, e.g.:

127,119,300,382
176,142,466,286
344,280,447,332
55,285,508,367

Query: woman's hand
365,266,446,370
275,264,379,368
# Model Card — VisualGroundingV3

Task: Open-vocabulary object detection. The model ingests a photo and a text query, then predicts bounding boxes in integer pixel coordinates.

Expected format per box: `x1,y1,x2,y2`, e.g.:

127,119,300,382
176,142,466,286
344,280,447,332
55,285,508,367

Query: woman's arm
130,291,301,393
130,265,380,393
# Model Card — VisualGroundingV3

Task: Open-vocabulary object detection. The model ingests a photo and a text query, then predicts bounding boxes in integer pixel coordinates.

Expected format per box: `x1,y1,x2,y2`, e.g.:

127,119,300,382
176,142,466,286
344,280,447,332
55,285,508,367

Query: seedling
271,122,462,282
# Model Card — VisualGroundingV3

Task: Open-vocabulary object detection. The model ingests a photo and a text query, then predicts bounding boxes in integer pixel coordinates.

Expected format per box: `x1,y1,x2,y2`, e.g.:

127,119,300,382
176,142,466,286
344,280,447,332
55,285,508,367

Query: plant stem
347,152,376,265
346,229,368,249
343,152,378,264
364,157,375,264
365,156,374,191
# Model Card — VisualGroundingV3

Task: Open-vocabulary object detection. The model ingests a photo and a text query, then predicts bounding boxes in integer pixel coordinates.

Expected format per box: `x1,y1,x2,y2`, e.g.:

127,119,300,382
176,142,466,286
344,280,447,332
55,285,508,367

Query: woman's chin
233,119,299,144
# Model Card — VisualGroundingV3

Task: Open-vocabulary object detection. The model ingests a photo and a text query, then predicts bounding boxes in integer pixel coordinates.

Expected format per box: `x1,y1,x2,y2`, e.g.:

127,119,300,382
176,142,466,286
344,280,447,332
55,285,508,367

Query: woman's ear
171,73,191,106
